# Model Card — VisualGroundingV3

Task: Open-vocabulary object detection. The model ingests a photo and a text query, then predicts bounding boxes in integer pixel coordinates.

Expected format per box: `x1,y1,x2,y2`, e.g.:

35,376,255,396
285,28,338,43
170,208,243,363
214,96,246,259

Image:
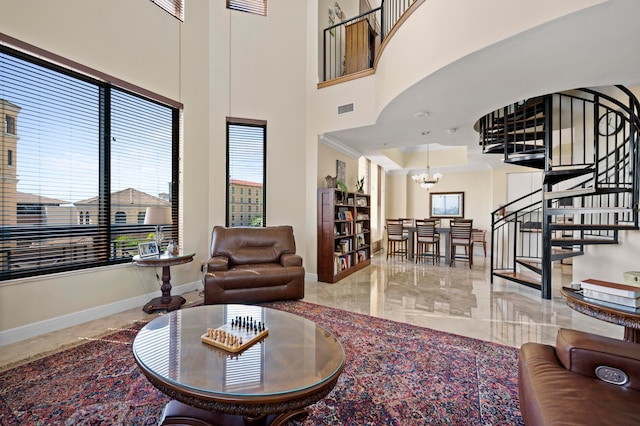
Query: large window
227,0,267,16
150,0,184,21
226,119,266,227
0,43,179,280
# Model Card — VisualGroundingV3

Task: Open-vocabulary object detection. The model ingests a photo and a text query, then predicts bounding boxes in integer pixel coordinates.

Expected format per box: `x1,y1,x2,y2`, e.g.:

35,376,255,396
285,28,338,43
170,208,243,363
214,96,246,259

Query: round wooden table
132,252,195,313
561,287,640,342
132,305,345,425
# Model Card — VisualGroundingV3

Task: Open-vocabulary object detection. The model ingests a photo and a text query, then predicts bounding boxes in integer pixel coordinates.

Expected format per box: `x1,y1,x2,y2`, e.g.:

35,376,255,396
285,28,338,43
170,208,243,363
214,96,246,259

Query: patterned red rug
0,301,523,425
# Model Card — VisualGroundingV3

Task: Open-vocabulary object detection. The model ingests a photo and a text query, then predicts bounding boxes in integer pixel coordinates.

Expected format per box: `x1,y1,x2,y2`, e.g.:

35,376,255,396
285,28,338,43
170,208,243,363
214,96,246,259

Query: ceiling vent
337,103,354,115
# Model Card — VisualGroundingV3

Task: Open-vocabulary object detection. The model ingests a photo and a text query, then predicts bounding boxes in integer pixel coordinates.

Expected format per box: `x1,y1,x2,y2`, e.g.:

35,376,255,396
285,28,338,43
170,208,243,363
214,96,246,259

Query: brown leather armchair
519,328,640,425
203,225,304,305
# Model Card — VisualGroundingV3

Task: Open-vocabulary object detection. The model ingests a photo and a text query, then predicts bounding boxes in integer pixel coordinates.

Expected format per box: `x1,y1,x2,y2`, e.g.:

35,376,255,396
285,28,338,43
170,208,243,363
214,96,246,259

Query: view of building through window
0,46,178,280
226,120,266,227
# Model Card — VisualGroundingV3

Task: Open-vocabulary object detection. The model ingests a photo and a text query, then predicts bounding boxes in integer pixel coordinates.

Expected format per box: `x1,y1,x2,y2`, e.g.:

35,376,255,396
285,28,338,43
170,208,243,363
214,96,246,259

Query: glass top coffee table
133,304,345,425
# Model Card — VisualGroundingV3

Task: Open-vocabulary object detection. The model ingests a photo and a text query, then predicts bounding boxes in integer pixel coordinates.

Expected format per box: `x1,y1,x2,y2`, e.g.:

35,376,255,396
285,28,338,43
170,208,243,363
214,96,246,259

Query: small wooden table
132,252,195,314
561,287,640,343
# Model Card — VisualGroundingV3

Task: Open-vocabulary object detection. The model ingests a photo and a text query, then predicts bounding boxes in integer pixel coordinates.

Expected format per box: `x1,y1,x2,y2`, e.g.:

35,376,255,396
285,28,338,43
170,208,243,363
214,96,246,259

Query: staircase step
516,258,542,274
550,223,638,231
482,133,545,146
543,166,594,185
504,152,545,169
550,248,584,261
504,98,546,121
486,116,545,133
551,236,616,246
493,271,542,290
544,187,596,200
547,207,633,215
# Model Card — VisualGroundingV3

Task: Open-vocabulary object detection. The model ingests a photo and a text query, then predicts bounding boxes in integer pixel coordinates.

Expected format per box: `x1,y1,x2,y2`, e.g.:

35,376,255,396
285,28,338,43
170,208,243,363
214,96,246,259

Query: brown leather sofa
203,225,304,305
519,328,640,425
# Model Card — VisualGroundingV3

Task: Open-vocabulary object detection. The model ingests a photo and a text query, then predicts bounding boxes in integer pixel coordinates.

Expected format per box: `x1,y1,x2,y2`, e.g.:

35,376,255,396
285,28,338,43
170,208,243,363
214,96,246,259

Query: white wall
0,0,309,341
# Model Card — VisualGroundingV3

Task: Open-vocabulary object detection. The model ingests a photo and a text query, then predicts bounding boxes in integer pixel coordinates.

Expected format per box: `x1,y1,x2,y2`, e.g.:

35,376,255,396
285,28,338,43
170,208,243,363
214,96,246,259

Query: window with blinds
0,45,179,280
150,0,184,21
227,0,267,16
226,119,266,227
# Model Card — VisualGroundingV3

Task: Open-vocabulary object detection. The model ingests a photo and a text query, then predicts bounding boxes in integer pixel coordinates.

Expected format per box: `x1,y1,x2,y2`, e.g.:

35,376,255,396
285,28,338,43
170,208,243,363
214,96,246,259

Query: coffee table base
161,400,307,426
143,295,186,314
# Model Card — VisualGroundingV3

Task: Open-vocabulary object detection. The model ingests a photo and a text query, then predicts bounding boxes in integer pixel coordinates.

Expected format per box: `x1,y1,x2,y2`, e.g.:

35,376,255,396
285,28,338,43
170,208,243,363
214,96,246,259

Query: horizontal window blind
227,0,267,16
227,120,266,227
0,45,178,280
150,0,184,21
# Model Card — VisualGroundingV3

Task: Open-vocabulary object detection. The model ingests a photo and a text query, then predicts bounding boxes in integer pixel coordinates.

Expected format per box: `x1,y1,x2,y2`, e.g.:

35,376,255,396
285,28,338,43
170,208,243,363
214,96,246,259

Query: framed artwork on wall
430,191,465,218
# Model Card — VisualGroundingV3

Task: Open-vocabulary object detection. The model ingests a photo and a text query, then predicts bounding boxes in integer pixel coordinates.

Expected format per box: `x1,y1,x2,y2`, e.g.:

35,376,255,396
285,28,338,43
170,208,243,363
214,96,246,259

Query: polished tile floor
0,251,621,372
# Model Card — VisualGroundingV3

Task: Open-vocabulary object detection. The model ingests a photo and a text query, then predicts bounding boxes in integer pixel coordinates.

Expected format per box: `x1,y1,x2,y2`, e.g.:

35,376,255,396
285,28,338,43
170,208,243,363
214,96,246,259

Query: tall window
150,0,184,21
227,0,267,16
0,44,179,280
226,119,266,227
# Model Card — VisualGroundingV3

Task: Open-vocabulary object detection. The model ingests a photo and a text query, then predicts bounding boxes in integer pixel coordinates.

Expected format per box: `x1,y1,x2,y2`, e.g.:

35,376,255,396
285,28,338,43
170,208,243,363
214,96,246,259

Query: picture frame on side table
138,241,160,258
430,192,465,218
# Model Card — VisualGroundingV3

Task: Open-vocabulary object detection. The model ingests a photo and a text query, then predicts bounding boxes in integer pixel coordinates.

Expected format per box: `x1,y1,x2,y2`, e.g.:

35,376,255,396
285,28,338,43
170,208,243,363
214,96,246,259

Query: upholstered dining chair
450,219,473,268
399,218,414,239
415,219,440,264
472,229,487,257
386,219,408,260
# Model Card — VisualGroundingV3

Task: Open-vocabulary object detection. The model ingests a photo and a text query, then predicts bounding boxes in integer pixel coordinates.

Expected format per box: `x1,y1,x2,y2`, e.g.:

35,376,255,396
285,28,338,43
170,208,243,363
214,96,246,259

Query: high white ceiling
323,0,640,175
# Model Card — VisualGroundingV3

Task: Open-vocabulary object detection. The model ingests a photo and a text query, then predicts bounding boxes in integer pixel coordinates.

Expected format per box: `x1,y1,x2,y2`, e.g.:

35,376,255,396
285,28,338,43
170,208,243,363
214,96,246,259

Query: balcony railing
322,0,418,82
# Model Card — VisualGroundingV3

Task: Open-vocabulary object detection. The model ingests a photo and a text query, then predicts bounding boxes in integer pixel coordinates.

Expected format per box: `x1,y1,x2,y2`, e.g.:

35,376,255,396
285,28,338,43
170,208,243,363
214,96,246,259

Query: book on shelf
344,210,353,221
357,249,368,262
580,279,640,298
582,289,640,308
336,238,352,254
356,233,365,248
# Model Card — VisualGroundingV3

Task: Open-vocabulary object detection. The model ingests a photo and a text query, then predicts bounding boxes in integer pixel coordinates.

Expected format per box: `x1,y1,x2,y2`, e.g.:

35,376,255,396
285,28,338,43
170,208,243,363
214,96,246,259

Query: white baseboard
0,280,202,347
305,272,318,283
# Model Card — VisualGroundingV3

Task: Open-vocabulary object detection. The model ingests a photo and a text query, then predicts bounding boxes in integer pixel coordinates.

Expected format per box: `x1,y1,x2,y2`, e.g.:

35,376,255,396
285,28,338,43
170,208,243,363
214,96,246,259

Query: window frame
0,37,181,281
227,0,267,16
226,118,266,228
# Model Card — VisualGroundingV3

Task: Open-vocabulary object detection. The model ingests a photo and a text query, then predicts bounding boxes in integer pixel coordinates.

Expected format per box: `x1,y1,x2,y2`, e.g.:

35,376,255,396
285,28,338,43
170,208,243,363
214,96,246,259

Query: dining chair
399,218,414,238
415,219,440,264
472,229,487,257
450,219,473,268
386,219,408,260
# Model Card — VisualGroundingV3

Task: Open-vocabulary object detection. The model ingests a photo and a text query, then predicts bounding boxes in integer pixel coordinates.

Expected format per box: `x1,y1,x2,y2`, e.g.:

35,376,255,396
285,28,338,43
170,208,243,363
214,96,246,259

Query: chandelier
411,144,442,189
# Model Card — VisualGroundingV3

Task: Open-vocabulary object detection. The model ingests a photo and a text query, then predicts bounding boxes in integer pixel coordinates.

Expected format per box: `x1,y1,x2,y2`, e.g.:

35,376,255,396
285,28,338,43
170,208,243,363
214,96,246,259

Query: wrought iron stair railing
480,86,640,299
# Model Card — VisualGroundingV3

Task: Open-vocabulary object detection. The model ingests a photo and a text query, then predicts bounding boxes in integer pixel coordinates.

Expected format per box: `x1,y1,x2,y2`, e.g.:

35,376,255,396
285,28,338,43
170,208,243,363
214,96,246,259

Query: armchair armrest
555,328,640,391
207,256,229,272
281,253,303,267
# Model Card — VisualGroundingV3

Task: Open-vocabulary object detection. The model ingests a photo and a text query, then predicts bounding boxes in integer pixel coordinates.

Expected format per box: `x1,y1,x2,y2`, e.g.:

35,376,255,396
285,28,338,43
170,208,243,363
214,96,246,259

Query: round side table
132,252,195,313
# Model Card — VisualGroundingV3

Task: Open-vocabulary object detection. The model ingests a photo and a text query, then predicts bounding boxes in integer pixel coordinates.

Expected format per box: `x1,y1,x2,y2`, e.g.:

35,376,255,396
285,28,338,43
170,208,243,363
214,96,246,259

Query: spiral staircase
476,86,640,299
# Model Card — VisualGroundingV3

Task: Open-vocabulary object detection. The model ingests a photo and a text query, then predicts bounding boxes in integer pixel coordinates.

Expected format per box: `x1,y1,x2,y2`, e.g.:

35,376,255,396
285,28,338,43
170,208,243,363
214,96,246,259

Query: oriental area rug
0,301,523,425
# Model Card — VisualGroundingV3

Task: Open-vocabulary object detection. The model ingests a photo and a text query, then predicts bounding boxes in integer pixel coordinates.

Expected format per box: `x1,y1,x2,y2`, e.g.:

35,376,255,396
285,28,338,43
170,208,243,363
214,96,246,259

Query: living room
1,0,640,423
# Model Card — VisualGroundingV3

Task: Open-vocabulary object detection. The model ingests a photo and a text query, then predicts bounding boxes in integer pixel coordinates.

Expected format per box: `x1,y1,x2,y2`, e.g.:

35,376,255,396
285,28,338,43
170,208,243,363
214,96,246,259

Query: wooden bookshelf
318,189,371,283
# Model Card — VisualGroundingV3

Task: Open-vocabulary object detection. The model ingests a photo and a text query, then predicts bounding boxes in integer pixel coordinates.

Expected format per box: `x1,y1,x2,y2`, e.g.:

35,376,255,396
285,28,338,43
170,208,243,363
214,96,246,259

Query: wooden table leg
143,265,186,313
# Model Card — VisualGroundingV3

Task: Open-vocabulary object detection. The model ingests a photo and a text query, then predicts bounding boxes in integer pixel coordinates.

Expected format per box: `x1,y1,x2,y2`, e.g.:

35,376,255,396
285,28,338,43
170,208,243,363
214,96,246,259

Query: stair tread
550,223,637,230
551,236,616,245
493,271,542,288
547,207,633,215
516,259,542,274
543,166,594,185
544,187,596,200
